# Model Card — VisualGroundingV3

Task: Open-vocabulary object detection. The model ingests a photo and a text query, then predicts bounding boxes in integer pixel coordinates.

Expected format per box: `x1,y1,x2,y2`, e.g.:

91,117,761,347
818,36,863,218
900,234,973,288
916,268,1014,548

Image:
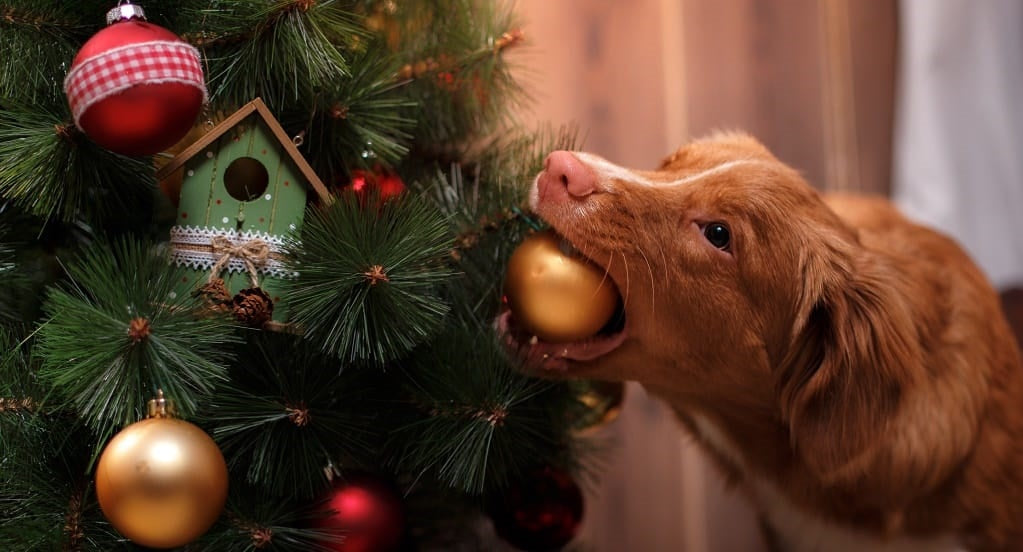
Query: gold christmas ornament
574,381,626,435
504,230,620,342
95,390,228,549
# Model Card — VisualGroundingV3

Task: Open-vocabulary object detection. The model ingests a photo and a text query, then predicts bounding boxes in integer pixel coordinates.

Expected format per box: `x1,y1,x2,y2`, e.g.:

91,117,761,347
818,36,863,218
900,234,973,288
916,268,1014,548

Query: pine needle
297,42,416,177
192,0,362,111
387,316,578,495
0,1,93,108
0,104,156,224
282,192,454,362
37,238,238,441
205,333,379,499
199,483,340,552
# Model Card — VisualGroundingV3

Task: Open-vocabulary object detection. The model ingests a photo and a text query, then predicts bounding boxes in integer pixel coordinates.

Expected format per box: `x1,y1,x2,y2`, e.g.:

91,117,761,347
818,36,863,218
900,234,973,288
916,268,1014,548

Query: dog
499,133,1023,551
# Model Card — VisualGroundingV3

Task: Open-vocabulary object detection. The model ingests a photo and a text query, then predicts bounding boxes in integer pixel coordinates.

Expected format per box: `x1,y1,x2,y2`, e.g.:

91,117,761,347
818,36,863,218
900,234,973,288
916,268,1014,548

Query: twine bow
209,236,270,287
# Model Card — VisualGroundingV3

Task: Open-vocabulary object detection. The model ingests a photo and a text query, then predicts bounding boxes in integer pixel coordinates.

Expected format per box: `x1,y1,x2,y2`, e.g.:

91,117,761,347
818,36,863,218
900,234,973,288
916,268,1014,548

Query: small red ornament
487,466,584,552
64,2,206,156
346,168,406,204
315,473,405,552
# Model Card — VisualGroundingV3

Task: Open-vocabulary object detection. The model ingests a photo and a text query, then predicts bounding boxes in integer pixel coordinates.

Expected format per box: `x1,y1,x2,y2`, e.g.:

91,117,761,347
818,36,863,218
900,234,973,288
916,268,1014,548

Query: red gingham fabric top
64,40,206,126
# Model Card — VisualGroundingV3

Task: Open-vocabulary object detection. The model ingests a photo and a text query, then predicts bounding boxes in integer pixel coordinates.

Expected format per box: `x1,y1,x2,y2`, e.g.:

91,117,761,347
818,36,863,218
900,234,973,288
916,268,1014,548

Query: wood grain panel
848,0,897,195
683,0,829,189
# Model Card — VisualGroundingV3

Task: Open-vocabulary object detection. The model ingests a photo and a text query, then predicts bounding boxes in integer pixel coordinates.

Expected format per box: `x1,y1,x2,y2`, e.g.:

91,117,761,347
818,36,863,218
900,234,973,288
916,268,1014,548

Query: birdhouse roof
155,98,331,204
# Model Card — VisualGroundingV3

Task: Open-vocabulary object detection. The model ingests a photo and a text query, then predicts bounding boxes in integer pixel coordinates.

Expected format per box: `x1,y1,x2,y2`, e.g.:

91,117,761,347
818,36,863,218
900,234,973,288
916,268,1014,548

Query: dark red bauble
315,473,405,552
66,17,205,156
487,466,584,552
348,169,406,204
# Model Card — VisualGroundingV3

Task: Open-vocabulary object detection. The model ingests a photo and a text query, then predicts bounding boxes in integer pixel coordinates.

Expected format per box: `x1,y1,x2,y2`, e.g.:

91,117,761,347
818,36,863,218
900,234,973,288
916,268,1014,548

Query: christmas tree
0,1,619,550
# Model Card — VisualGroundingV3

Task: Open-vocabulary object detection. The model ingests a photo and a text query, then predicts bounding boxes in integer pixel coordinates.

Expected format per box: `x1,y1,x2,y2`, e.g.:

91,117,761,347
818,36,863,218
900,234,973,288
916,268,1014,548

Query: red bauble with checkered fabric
64,5,205,156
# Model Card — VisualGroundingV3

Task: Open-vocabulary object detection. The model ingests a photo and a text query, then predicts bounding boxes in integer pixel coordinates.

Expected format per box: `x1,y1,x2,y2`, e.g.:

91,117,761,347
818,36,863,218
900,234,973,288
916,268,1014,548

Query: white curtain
893,0,1023,289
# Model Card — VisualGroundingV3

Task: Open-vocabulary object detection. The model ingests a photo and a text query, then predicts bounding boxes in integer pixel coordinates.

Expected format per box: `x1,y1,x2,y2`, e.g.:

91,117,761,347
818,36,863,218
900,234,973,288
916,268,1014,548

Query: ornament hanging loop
106,1,146,25
147,388,176,418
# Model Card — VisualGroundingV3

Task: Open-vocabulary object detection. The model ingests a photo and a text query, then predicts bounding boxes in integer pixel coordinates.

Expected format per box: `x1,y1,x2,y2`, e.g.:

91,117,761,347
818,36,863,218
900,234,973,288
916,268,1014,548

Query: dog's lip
496,310,628,372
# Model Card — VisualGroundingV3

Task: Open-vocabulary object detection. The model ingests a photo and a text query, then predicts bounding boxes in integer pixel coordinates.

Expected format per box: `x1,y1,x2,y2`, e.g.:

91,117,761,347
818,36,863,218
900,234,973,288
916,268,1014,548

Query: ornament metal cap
147,389,176,418
106,2,147,25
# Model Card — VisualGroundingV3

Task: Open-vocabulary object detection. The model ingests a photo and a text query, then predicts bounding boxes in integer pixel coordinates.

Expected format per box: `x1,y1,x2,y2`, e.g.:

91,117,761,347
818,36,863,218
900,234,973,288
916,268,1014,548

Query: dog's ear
777,243,924,489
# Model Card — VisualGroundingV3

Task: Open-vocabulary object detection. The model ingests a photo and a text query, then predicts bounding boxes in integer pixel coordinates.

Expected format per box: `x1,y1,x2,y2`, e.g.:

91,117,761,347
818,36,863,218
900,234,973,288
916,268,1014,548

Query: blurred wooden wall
512,0,897,550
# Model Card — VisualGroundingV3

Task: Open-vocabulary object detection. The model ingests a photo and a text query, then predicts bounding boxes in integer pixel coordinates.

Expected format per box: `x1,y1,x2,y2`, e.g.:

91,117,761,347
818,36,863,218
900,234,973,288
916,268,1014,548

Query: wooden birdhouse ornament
156,98,331,326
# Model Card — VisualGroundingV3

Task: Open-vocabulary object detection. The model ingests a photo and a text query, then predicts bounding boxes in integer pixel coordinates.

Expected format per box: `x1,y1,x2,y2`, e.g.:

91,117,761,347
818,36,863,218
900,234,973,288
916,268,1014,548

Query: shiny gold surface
504,230,620,342
95,417,228,549
575,381,626,434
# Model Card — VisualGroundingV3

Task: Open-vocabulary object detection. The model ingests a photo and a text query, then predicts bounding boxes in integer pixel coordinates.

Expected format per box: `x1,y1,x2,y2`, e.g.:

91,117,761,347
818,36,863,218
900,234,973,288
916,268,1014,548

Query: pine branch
0,104,156,224
36,238,239,441
0,397,34,413
396,28,524,82
0,409,119,552
205,333,379,499
295,42,416,178
0,1,93,107
387,316,579,494
0,4,85,31
0,220,31,322
0,327,45,453
282,192,454,362
189,0,363,112
198,484,339,552
391,0,528,147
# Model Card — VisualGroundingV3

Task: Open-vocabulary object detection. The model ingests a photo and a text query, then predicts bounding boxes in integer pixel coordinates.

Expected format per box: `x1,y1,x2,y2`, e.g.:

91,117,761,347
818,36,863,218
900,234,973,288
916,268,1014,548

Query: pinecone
193,278,233,315
232,287,274,327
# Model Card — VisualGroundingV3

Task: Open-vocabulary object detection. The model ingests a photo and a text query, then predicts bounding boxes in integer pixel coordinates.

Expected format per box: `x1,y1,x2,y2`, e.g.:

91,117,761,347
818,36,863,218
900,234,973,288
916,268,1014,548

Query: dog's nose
544,151,598,198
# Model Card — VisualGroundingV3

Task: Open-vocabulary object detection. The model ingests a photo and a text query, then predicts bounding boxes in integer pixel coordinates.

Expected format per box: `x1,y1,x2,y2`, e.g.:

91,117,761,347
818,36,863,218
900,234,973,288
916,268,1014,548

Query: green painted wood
203,126,242,230
171,112,316,324
212,121,261,232
231,122,280,234
268,148,308,237
176,139,223,227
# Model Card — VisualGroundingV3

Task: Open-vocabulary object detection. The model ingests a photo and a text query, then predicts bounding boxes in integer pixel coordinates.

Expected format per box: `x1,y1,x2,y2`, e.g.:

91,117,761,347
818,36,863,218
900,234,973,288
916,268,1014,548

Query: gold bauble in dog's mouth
499,229,627,371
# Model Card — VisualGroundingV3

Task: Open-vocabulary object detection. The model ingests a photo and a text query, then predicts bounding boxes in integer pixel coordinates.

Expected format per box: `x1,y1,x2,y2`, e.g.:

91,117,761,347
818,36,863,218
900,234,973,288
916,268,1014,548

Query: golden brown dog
501,133,1023,551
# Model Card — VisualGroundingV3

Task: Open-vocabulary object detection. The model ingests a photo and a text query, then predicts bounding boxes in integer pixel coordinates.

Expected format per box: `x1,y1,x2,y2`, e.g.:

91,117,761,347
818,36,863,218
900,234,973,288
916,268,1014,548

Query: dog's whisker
657,239,670,280
619,250,632,309
637,245,657,318
592,248,614,296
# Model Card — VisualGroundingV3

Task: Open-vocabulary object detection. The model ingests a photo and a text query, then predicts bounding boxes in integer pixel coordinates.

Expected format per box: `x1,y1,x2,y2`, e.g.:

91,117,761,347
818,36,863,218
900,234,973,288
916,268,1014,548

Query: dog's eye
703,223,731,250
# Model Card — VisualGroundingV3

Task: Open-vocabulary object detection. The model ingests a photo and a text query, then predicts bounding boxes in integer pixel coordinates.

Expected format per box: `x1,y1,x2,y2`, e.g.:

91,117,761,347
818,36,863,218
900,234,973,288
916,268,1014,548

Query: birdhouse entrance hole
223,157,269,201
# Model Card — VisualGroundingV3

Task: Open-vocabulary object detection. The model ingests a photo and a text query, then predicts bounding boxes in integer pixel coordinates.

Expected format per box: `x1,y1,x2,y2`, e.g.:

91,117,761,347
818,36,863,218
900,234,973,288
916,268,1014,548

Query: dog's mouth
497,235,628,372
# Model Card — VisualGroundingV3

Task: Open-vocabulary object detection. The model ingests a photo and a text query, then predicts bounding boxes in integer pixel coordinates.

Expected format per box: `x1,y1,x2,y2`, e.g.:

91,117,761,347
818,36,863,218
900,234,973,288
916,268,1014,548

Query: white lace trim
169,225,298,278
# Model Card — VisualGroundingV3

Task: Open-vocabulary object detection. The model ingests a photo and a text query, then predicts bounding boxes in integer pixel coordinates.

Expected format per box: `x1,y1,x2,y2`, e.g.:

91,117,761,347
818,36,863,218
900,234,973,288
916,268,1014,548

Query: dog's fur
516,133,1023,551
